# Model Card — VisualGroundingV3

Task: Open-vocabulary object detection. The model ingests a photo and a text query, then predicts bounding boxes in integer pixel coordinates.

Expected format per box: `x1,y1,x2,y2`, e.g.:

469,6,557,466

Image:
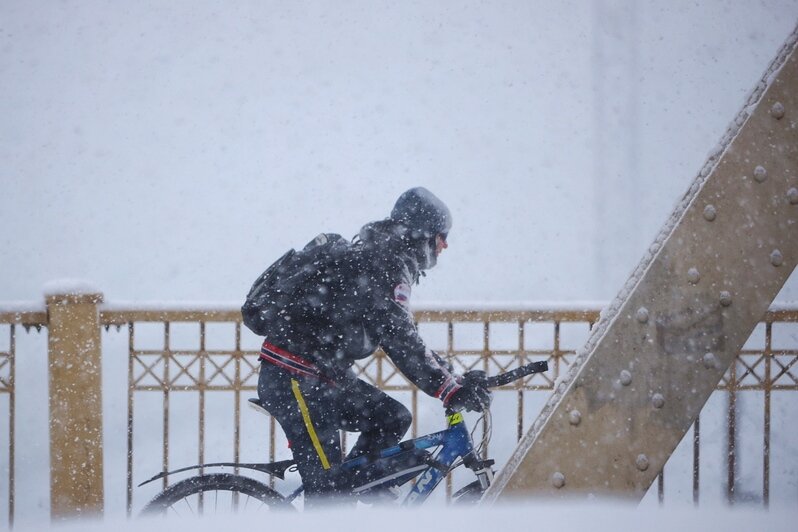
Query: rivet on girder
552,472,566,489
620,370,632,386
770,249,784,267
753,166,768,183
719,291,733,307
703,352,718,369
651,393,665,409
788,187,798,205
770,102,785,119
636,307,649,323
688,267,701,284
569,410,582,426
635,454,650,471
703,204,717,221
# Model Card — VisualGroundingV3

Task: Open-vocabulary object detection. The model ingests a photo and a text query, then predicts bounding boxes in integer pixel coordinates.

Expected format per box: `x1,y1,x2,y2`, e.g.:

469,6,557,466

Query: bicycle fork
463,452,495,490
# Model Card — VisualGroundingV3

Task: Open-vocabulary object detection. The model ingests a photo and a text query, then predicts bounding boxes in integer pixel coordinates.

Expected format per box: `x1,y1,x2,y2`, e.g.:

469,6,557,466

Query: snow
100,300,245,312
101,300,609,314
411,301,607,312
2,0,798,527
2,1,798,306
0,301,45,313
42,278,101,297
14,504,797,532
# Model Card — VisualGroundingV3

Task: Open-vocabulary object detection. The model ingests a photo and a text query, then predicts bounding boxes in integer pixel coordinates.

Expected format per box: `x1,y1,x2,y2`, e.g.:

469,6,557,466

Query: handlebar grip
485,360,548,388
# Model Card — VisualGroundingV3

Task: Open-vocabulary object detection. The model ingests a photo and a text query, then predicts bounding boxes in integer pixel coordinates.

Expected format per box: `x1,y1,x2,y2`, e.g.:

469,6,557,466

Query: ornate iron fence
98,305,798,512
0,304,796,523
0,309,46,529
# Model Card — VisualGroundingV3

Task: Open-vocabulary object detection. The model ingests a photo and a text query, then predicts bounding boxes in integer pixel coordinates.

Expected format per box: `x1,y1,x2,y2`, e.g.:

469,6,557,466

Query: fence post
46,289,104,520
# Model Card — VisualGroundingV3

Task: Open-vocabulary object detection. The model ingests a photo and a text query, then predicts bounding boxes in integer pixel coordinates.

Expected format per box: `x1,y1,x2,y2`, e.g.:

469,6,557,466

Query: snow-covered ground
16,503,798,532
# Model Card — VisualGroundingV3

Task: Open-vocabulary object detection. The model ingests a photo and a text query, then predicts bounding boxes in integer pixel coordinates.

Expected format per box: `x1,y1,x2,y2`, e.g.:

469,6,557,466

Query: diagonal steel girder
483,24,798,502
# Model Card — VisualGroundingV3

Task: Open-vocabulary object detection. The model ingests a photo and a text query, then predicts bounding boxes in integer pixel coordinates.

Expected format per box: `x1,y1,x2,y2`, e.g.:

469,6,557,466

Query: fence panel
0,309,47,529
99,306,798,510
1,304,796,521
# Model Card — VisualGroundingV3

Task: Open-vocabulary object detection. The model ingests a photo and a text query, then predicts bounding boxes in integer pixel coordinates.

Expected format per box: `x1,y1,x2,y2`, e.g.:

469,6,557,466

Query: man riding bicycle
245,187,492,504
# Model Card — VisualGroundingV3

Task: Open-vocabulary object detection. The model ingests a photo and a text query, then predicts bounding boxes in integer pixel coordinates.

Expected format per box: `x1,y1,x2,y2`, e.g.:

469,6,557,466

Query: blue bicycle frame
339,410,480,505
140,360,547,509
331,361,550,505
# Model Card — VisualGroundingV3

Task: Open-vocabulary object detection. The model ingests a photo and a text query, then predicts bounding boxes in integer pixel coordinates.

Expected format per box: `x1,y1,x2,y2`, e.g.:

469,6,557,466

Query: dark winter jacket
254,221,461,403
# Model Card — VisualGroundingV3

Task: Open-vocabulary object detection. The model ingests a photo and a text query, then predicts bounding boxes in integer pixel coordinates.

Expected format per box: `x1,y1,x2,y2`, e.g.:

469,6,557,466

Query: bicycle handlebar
484,360,548,388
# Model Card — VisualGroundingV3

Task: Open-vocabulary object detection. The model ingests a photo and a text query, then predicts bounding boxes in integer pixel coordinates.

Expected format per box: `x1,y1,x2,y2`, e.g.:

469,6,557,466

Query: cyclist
254,187,491,505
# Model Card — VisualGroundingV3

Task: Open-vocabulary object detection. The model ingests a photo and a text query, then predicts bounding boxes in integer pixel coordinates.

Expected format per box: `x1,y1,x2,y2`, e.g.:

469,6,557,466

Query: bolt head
636,307,649,324
753,165,768,183
635,454,650,471
770,101,785,119
687,267,701,284
719,291,732,307
620,370,632,386
703,204,717,221
703,352,718,369
552,472,566,489
770,249,784,267
569,410,582,426
652,393,665,409
788,187,798,205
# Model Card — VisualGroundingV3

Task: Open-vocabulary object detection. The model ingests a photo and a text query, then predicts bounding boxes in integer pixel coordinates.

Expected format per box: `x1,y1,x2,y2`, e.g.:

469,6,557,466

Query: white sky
2,0,797,305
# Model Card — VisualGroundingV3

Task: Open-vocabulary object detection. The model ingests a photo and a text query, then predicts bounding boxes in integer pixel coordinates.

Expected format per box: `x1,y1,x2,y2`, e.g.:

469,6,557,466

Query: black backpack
241,233,351,336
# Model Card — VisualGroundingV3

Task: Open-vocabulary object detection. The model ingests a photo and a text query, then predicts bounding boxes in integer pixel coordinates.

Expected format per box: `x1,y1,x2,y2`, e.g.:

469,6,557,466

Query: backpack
241,233,351,335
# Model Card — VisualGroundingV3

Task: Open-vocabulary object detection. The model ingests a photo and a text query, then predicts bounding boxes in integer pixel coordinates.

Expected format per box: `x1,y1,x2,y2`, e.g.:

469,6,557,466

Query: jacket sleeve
367,277,462,405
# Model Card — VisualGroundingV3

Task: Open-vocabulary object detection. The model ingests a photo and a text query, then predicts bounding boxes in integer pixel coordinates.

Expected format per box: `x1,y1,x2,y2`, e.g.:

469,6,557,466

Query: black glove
446,370,492,412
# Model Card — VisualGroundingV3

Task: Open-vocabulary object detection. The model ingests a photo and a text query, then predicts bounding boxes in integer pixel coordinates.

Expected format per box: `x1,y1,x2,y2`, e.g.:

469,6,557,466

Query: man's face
435,234,448,256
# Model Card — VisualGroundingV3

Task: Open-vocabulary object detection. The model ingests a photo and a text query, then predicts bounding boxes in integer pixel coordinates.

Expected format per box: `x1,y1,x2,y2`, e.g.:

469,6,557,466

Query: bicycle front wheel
451,480,486,505
141,473,293,516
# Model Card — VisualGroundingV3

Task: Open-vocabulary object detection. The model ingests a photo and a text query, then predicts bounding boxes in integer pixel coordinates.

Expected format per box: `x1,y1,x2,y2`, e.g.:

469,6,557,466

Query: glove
446,370,492,412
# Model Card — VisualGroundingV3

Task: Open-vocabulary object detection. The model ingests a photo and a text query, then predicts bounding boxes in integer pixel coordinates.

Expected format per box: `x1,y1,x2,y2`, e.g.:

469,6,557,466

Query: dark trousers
257,361,412,503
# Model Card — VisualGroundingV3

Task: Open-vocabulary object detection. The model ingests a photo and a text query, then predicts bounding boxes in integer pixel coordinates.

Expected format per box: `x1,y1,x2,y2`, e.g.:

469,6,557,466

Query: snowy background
2,0,798,304
2,0,798,529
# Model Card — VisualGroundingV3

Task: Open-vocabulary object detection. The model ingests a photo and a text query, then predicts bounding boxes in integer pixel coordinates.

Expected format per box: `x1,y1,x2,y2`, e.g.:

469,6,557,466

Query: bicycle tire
141,473,293,516
451,480,486,505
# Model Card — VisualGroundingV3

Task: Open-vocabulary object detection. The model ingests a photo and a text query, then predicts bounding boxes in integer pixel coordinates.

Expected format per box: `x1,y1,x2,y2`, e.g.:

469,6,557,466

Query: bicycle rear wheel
141,473,293,516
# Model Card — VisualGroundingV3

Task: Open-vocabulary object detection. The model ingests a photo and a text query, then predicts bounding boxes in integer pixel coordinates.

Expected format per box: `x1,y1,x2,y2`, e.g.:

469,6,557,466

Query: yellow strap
290,378,331,470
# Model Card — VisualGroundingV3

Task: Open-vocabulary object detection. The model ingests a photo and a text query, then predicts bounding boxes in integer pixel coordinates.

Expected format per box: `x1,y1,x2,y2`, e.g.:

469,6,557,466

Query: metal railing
98,305,798,511
0,309,46,529
1,304,796,523
104,306,598,512
0,325,15,529
719,310,798,506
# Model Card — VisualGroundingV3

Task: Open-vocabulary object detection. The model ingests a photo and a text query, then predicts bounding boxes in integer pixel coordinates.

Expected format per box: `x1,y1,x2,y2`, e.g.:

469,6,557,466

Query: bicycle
139,360,548,515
